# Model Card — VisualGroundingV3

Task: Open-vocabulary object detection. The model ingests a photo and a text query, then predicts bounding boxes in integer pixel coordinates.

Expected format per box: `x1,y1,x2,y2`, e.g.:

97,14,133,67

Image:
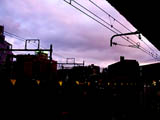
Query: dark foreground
1,87,159,120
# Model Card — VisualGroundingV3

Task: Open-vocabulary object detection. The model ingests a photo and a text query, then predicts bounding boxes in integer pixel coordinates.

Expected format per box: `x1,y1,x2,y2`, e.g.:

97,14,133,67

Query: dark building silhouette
141,62,160,85
5,53,57,88
107,56,141,87
141,63,160,118
0,25,13,65
106,56,143,119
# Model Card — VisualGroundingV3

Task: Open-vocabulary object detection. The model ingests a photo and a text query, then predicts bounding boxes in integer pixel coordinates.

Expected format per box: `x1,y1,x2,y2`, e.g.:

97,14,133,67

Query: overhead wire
4,31,67,59
5,31,46,50
89,0,133,32
73,0,140,46
64,0,117,34
64,0,160,60
64,0,137,46
89,0,159,56
88,0,142,45
91,0,159,58
72,0,131,36
4,31,26,41
65,0,138,46
112,42,139,48
140,38,156,52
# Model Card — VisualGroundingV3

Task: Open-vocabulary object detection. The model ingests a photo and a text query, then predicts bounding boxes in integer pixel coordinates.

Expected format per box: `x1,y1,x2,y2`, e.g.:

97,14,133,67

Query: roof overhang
107,0,160,50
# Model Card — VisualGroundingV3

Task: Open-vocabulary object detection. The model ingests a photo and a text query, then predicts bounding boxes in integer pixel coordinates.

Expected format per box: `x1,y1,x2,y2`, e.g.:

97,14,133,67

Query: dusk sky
0,0,159,68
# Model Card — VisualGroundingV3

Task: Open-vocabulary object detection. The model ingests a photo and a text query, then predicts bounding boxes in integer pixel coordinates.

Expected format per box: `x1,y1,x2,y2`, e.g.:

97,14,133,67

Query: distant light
114,83,117,86
126,83,129,86
58,81,63,86
76,81,80,85
36,80,40,85
88,82,91,86
107,82,110,86
35,51,48,54
152,80,156,86
147,85,150,87
10,79,16,86
121,82,124,86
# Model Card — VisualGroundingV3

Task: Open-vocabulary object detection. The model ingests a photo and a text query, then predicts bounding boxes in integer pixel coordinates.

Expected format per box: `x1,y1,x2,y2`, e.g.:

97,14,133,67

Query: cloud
0,0,157,67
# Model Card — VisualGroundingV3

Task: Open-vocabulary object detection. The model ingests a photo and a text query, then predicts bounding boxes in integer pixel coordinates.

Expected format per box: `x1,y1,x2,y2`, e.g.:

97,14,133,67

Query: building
0,25,13,65
7,53,57,88
107,56,143,115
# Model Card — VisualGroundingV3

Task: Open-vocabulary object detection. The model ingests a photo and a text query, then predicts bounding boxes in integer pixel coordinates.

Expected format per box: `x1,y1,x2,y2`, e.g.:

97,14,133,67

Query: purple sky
0,0,159,67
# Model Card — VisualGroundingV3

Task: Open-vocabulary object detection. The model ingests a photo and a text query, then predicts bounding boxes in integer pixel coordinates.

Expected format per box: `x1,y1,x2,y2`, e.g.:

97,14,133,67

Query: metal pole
83,61,85,66
38,39,40,49
25,39,40,49
50,44,53,61
110,31,140,47
25,40,27,49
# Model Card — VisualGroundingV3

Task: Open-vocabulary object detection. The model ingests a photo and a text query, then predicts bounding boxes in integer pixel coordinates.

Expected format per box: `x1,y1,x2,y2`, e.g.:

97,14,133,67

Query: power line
4,31,26,41
64,1,135,44
91,0,160,58
4,31,41,49
66,0,142,47
73,0,125,35
4,31,67,59
140,38,156,52
89,0,147,46
96,0,157,53
65,0,139,47
89,0,133,32
89,0,158,55
64,0,160,60
64,0,136,46
65,0,117,34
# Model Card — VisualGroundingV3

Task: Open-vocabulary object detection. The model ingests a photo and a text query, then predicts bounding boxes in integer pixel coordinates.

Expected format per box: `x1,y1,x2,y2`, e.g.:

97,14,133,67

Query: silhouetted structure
0,25,13,65
1,25,160,119
6,53,57,88
106,56,143,119
107,0,160,51
141,63,160,118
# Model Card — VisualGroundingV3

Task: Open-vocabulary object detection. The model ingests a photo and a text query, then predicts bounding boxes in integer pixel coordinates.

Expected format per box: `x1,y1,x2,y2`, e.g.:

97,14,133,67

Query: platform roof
107,0,160,50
